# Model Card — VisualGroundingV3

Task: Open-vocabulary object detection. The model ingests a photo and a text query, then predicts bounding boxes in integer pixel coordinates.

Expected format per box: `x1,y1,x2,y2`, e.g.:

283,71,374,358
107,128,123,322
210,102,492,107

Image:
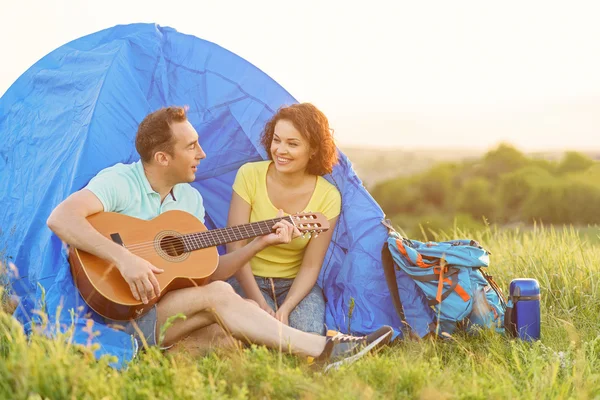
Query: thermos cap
510,278,540,300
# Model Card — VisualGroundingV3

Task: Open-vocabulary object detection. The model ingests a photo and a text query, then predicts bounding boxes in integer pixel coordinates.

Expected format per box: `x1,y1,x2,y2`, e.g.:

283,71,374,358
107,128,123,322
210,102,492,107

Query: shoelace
331,332,365,343
307,333,368,365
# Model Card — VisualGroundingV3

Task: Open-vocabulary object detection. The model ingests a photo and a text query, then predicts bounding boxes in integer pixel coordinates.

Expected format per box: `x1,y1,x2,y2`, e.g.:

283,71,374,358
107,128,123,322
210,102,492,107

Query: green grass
2,226,600,399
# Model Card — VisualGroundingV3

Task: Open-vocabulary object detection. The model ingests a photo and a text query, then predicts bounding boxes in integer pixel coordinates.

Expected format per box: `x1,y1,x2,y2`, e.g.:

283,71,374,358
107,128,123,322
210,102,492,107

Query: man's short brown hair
260,103,338,176
135,106,187,162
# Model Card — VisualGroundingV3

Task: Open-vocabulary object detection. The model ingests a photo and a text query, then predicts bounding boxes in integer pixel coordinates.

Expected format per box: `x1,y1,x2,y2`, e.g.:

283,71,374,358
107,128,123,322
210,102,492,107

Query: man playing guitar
47,106,392,371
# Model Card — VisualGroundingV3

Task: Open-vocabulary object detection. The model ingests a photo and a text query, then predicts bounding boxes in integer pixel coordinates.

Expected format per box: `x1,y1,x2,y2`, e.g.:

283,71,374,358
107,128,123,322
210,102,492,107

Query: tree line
370,144,600,235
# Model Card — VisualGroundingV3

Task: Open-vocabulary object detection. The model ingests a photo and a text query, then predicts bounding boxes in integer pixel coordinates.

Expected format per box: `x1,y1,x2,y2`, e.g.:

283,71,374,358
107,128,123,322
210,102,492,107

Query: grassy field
1,225,600,399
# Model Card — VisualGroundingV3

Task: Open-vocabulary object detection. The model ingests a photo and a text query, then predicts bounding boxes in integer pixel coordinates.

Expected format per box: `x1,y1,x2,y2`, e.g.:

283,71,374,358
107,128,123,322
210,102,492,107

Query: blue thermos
505,278,541,341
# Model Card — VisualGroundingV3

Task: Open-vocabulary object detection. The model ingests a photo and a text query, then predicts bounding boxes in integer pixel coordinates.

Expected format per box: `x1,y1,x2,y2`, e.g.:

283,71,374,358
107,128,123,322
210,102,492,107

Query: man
47,106,392,370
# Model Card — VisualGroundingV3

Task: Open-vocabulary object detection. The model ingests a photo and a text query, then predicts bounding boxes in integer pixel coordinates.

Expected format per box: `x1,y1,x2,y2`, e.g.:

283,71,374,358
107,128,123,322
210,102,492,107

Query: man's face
165,120,206,183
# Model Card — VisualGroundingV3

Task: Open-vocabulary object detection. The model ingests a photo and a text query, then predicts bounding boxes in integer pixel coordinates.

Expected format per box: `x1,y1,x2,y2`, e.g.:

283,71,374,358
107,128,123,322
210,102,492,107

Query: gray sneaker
313,326,394,372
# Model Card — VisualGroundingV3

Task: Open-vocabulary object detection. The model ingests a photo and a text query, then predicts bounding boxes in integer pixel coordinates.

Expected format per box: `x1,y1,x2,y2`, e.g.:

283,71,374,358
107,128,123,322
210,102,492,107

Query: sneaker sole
323,329,392,373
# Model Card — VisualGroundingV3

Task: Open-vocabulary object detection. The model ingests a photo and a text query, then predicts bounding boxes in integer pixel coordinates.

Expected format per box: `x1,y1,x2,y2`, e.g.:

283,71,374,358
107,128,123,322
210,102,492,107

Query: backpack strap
408,267,459,283
380,220,407,323
406,267,470,306
479,269,507,308
381,242,406,323
504,304,517,336
408,267,460,305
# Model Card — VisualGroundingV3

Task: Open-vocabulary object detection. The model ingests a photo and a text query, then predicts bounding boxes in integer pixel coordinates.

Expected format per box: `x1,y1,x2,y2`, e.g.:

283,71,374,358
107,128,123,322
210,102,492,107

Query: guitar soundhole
160,236,185,257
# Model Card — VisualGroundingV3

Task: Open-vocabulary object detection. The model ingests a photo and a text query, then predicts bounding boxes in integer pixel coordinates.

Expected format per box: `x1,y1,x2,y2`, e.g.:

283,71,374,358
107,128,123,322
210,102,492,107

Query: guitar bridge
110,233,124,247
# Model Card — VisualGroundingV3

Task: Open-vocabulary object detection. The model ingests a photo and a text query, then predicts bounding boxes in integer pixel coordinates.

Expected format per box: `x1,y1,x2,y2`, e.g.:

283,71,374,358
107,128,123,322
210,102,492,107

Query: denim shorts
228,276,326,335
104,305,160,348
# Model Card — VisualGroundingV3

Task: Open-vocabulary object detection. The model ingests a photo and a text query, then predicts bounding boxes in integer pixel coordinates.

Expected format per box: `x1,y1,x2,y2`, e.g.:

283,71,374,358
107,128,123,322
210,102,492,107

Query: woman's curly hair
260,103,338,176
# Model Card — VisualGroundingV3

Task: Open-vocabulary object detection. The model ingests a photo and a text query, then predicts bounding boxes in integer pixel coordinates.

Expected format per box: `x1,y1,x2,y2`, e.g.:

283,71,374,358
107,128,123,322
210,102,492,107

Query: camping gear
383,228,506,335
504,278,541,341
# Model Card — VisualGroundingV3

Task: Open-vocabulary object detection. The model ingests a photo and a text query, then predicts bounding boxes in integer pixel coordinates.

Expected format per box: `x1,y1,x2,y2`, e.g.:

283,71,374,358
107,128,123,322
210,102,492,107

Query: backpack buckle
381,219,398,236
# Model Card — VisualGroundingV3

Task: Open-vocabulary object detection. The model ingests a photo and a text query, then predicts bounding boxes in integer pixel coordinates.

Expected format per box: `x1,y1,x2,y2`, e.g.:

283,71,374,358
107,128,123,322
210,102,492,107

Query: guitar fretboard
181,216,293,252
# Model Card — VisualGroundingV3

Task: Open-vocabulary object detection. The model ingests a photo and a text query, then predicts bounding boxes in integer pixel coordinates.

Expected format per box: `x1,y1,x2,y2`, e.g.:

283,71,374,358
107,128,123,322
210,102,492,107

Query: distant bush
456,177,498,221
522,180,600,224
478,143,529,180
372,144,599,231
417,163,458,209
498,166,554,222
557,151,595,175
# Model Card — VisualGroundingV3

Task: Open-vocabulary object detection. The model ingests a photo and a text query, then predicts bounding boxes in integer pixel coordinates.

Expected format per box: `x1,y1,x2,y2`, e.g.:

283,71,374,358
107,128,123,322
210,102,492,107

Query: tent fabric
0,23,433,368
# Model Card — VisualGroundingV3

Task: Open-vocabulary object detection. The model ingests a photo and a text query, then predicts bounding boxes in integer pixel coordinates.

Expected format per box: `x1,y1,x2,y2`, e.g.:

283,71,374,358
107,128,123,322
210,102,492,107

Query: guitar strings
125,229,321,258
125,225,272,257
125,220,324,255
121,219,323,258
122,215,320,251
123,218,284,251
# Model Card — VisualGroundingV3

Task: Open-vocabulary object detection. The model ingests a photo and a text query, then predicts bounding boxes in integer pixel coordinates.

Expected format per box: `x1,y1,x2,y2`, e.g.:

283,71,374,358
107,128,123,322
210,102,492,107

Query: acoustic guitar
69,210,329,321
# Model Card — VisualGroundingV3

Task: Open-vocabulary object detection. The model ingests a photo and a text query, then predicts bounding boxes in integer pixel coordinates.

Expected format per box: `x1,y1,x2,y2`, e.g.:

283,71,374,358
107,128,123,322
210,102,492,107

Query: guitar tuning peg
314,233,319,238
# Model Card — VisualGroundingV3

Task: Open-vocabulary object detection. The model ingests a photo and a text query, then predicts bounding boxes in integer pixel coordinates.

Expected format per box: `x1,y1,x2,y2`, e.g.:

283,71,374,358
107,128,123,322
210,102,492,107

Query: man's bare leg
156,281,327,357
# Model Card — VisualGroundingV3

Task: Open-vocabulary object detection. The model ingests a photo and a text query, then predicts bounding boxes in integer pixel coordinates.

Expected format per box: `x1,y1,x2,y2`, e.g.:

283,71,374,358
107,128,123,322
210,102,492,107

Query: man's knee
205,280,235,296
203,281,240,308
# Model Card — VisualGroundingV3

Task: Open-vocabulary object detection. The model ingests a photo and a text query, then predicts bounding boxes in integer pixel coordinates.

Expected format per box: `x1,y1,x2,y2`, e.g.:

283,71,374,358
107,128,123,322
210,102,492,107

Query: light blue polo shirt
85,161,205,223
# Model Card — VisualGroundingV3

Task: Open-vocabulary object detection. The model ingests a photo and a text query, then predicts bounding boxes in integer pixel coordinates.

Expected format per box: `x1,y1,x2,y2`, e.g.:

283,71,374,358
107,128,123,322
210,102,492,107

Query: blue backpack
382,224,506,336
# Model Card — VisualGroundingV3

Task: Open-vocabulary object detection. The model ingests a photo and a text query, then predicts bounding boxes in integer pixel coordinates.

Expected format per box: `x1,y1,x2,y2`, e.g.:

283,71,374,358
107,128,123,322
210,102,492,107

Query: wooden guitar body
70,210,217,320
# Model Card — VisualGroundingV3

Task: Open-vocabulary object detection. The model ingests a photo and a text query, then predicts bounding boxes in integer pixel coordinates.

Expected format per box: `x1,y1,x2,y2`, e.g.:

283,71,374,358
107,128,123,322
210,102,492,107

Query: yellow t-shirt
232,161,341,278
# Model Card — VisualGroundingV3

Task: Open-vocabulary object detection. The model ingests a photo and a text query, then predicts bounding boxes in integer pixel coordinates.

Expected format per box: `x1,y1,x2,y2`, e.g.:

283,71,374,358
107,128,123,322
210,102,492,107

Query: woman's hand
257,299,276,317
275,306,290,326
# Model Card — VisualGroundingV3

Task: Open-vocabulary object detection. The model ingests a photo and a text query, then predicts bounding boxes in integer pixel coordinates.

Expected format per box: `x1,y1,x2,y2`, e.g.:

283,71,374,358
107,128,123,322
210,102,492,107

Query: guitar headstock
290,212,330,238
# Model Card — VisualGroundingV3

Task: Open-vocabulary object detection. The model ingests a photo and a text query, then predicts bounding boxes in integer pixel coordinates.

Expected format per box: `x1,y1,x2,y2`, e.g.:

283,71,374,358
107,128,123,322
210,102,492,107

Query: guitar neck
182,216,294,252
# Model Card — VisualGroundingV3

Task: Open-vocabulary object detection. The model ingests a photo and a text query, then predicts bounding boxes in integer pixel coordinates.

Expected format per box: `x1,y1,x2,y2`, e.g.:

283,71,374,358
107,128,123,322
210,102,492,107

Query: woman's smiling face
270,119,312,174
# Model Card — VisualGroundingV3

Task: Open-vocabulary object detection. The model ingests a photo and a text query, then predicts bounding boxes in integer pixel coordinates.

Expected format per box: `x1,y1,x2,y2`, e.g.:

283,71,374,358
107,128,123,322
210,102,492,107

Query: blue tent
0,23,433,368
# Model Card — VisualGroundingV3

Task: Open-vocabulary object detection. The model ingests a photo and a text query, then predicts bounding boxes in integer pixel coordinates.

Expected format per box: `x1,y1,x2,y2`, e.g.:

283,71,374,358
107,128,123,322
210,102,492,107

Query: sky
1,0,599,151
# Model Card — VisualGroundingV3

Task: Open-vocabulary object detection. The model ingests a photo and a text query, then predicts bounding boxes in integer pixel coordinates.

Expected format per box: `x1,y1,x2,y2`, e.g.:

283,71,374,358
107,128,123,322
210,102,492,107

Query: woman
226,103,340,335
